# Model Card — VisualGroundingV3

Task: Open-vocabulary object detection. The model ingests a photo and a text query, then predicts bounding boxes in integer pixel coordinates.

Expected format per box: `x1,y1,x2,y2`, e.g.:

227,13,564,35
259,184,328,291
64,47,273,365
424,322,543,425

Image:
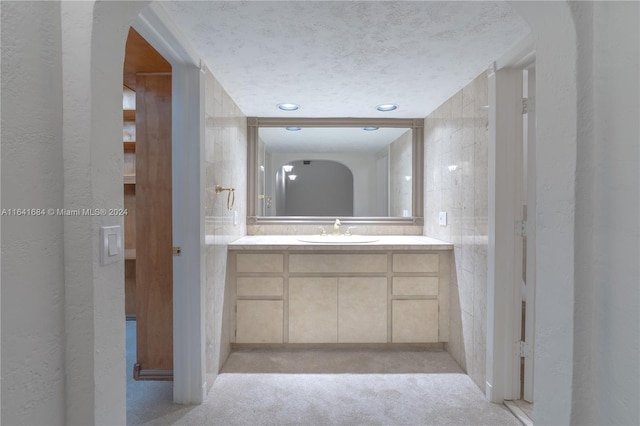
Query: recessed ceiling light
282,164,294,172
277,103,300,111
376,104,398,112
288,174,297,181
363,127,379,131
286,127,302,131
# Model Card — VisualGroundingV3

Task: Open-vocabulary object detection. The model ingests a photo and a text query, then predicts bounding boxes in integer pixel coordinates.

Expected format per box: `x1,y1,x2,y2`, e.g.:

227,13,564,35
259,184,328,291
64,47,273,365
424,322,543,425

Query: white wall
1,2,65,424
571,2,640,424
2,1,147,423
506,3,577,422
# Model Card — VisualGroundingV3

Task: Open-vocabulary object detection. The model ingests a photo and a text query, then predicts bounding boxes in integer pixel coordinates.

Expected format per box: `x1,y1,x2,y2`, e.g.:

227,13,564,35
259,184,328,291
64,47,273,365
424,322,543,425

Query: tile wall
424,72,489,391
204,69,247,388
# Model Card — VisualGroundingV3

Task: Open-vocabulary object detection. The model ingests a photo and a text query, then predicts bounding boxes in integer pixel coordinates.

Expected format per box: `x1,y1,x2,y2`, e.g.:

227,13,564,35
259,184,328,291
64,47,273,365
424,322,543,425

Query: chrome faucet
332,219,341,235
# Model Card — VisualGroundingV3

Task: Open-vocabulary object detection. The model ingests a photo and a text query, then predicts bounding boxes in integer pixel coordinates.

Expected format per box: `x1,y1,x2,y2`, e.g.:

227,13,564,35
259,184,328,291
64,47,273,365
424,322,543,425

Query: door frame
133,3,206,404
522,65,536,403
486,35,536,403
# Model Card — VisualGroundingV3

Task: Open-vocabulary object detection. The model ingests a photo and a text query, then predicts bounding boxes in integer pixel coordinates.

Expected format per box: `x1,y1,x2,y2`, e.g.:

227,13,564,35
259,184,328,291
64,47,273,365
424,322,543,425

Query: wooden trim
133,363,173,381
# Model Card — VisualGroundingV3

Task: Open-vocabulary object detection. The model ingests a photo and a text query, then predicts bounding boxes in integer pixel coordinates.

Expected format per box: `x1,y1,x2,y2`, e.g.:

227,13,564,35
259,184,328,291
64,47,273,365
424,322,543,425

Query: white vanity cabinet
289,277,338,343
228,237,451,346
234,254,285,343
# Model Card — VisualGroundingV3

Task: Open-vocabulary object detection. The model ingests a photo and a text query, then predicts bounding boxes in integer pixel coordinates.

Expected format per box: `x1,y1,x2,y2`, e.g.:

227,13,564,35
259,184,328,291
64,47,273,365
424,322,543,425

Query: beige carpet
127,323,520,426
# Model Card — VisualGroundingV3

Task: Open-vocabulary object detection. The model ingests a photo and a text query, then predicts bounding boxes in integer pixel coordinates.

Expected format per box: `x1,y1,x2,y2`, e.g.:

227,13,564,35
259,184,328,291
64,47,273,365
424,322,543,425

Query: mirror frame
247,117,424,226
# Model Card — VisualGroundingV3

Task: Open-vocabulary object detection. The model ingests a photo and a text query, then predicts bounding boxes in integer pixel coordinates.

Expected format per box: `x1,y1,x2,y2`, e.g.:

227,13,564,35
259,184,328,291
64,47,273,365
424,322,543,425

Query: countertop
227,235,453,251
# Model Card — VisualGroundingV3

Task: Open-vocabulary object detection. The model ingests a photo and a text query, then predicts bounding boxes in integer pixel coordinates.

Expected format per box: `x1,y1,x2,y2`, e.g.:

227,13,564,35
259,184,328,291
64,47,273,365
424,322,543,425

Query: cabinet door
236,300,284,343
392,299,439,343
289,277,337,343
338,277,387,343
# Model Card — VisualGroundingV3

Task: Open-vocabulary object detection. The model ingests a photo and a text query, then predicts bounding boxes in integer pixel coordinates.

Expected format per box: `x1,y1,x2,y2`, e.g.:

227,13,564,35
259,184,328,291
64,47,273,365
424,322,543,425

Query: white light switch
100,225,122,265
108,233,118,255
439,211,447,227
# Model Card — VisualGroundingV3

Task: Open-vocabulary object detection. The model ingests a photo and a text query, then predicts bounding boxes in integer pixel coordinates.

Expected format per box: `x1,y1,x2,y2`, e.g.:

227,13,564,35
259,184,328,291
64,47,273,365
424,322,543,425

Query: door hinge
520,220,527,237
517,340,532,358
522,98,528,115
172,246,182,256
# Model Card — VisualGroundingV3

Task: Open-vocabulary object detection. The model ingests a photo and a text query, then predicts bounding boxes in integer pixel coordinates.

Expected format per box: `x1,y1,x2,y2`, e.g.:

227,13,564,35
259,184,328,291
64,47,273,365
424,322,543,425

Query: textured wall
571,2,640,424
1,2,65,424
204,69,247,388
424,72,489,392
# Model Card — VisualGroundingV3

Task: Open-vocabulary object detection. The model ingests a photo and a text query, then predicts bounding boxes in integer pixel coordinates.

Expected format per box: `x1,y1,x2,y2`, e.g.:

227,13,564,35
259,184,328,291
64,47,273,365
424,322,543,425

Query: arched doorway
75,2,578,423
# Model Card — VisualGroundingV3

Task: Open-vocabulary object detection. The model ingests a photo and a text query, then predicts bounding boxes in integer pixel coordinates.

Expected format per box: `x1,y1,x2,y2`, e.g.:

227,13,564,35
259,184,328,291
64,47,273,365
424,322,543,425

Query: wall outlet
439,211,447,227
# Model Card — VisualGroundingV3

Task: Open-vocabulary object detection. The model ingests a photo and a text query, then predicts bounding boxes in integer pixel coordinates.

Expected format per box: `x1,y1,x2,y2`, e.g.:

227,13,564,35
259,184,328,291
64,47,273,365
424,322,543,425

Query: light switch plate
100,225,122,265
439,211,447,227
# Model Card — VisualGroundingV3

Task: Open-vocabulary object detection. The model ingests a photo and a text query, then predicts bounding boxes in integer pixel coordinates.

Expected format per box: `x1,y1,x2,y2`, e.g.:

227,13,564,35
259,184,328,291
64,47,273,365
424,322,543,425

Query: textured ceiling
161,1,529,118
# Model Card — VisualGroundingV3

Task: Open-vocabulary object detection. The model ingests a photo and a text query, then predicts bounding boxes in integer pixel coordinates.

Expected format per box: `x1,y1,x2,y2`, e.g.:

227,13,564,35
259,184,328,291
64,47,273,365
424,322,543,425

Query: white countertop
227,235,453,251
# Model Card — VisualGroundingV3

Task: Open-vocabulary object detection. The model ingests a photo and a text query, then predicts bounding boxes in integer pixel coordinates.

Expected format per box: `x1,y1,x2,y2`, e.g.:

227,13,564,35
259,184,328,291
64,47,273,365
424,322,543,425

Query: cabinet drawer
289,254,387,274
392,253,439,273
237,277,283,297
392,277,439,296
236,253,284,273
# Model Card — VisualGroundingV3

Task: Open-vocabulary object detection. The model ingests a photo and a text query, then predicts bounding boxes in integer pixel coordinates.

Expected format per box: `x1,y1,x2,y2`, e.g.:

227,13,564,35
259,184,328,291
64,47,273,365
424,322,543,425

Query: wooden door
134,73,173,380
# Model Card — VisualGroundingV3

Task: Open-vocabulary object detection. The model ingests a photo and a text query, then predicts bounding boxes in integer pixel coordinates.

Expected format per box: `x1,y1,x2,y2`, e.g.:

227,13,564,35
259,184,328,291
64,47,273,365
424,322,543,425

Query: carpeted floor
127,322,521,426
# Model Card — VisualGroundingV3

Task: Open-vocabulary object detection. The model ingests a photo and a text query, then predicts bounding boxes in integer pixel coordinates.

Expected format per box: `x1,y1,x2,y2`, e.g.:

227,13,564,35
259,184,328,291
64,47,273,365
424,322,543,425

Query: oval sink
297,235,379,244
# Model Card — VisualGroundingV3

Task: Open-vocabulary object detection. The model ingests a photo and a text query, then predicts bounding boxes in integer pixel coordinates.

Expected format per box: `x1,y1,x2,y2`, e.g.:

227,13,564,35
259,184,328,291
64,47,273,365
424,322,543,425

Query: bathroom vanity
227,235,452,346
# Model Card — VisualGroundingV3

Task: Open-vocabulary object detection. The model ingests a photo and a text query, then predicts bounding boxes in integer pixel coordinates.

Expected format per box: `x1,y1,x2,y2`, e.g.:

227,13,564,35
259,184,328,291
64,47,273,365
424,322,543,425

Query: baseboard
504,400,533,426
133,363,173,381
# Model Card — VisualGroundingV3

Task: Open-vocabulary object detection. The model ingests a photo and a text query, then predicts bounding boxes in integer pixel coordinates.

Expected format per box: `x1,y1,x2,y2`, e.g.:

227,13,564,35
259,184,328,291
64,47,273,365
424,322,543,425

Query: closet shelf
124,175,136,185
123,109,136,121
123,141,136,152
125,249,136,260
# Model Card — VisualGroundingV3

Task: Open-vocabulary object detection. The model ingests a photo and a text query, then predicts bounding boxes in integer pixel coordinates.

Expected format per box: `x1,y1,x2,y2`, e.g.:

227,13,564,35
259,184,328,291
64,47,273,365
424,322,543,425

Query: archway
74,2,578,424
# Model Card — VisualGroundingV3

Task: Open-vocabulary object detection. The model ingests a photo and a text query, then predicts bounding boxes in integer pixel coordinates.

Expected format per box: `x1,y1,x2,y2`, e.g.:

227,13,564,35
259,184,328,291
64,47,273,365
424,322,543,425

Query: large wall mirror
247,117,424,225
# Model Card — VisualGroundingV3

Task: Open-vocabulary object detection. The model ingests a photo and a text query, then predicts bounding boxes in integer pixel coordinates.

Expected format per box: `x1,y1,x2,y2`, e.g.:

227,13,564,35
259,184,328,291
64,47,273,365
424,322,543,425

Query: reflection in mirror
274,159,354,216
247,118,424,225
259,127,412,217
